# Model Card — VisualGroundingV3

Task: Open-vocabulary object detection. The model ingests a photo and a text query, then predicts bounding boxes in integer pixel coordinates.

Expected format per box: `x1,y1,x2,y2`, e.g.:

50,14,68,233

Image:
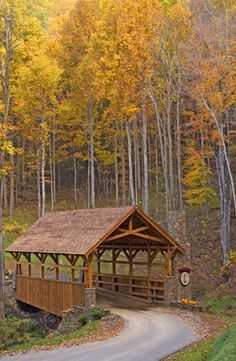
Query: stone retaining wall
164,211,192,303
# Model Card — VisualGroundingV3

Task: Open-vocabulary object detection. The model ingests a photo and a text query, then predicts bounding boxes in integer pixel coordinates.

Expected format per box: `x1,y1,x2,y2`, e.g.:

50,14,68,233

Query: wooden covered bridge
7,206,185,316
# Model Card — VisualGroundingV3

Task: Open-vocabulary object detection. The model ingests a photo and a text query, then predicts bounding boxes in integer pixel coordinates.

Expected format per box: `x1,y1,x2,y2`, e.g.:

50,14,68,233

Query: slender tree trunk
15,144,20,205
126,122,135,205
167,99,175,211
3,176,7,210
134,122,139,204
121,132,126,206
216,146,229,264
200,93,236,212
22,139,26,199
36,149,41,218
176,52,183,210
9,154,14,218
52,119,56,203
87,154,91,208
155,137,159,214
142,92,149,213
148,86,169,216
49,137,54,211
115,137,119,205
88,96,95,208
57,163,61,192
73,153,77,205
41,144,46,216
0,155,5,320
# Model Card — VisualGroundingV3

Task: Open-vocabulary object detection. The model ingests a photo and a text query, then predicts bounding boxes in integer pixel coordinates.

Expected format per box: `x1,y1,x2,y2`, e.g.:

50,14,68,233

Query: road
1,290,198,361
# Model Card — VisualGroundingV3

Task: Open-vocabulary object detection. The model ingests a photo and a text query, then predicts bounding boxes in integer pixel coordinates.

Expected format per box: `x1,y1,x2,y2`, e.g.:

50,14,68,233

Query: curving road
1,291,198,361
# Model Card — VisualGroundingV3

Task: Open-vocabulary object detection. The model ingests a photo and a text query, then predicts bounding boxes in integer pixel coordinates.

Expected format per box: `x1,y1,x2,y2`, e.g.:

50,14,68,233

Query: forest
0,0,235,274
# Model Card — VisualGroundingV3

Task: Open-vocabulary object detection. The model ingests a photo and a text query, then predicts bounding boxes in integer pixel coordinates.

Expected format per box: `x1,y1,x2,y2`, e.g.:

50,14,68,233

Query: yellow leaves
167,2,192,39
183,142,218,206
0,140,16,155
121,104,138,118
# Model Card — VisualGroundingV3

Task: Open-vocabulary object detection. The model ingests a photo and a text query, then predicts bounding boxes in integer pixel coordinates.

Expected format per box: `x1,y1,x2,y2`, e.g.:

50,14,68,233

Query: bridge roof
7,206,185,257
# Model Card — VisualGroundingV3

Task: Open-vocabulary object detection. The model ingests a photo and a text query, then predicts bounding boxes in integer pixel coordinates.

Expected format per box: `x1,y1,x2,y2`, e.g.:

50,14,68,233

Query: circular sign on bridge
180,272,190,286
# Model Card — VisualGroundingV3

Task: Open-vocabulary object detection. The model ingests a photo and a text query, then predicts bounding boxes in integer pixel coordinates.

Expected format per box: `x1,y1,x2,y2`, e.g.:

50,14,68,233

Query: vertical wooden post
41,262,45,279
36,254,47,279
147,245,151,301
129,245,133,295
26,253,31,277
112,248,116,291
129,216,133,230
167,246,173,276
55,254,59,280
71,255,79,283
87,252,94,288
97,249,101,274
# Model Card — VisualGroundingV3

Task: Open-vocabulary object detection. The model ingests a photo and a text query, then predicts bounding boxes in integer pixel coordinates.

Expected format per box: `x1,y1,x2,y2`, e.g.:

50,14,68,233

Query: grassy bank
168,297,236,361
0,317,101,354
169,326,236,361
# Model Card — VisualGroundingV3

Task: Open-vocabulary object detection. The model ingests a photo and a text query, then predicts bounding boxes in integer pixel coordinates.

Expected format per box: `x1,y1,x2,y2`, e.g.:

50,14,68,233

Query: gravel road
1,290,198,361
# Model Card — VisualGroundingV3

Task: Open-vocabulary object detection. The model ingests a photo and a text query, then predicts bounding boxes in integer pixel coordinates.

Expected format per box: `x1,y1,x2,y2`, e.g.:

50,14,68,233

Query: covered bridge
7,206,188,316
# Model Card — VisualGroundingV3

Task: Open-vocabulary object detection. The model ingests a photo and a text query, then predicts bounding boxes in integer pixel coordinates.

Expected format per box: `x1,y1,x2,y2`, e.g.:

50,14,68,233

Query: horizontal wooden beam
99,245,168,250
118,226,149,233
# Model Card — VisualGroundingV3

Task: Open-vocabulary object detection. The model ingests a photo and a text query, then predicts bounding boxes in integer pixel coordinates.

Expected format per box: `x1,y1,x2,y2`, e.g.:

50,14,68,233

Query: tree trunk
176,52,183,210
3,176,7,210
0,165,5,320
87,153,91,208
115,137,119,205
73,153,78,205
148,86,169,216
49,137,54,211
142,92,149,213
121,132,126,206
9,154,14,218
88,96,95,208
41,144,46,216
126,122,135,205
52,119,56,203
216,146,229,264
155,137,159,214
36,149,41,218
133,122,139,204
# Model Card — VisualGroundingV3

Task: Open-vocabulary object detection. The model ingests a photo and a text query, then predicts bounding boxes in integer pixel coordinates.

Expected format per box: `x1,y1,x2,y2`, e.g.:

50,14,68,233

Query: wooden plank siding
16,276,85,316
93,273,164,301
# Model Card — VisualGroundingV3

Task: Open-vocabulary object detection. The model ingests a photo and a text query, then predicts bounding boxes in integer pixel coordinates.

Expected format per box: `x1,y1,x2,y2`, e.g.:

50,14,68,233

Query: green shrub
79,315,88,325
0,318,45,350
92,307,104,320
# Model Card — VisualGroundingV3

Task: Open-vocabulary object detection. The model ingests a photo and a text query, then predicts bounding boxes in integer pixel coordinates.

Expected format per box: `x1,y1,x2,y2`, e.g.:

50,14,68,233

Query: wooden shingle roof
7,206,185,256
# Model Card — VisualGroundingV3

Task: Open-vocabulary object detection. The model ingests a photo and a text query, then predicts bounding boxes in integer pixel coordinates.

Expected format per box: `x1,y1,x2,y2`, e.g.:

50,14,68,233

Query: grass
169,327,236,361
204,298,236,317
0,319,101,353
168,296,236,361
208,327,236,361
168,339,213,361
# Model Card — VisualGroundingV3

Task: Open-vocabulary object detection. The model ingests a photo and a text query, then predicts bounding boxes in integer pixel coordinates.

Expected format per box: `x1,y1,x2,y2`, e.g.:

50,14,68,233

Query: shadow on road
97,289,152,311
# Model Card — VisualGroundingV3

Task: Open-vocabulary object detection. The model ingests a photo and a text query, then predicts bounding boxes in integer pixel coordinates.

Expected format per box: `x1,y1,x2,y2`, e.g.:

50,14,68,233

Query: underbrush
0,317,45,350
0,305,109,353
206,298,236,316
0,319,101,353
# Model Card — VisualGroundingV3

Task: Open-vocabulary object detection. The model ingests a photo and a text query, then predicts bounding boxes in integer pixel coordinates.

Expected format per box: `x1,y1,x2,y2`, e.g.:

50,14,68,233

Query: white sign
180,272,190,286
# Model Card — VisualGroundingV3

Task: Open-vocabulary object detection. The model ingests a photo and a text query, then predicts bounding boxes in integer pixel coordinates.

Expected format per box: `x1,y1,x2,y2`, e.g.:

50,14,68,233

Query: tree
183,142,217,207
